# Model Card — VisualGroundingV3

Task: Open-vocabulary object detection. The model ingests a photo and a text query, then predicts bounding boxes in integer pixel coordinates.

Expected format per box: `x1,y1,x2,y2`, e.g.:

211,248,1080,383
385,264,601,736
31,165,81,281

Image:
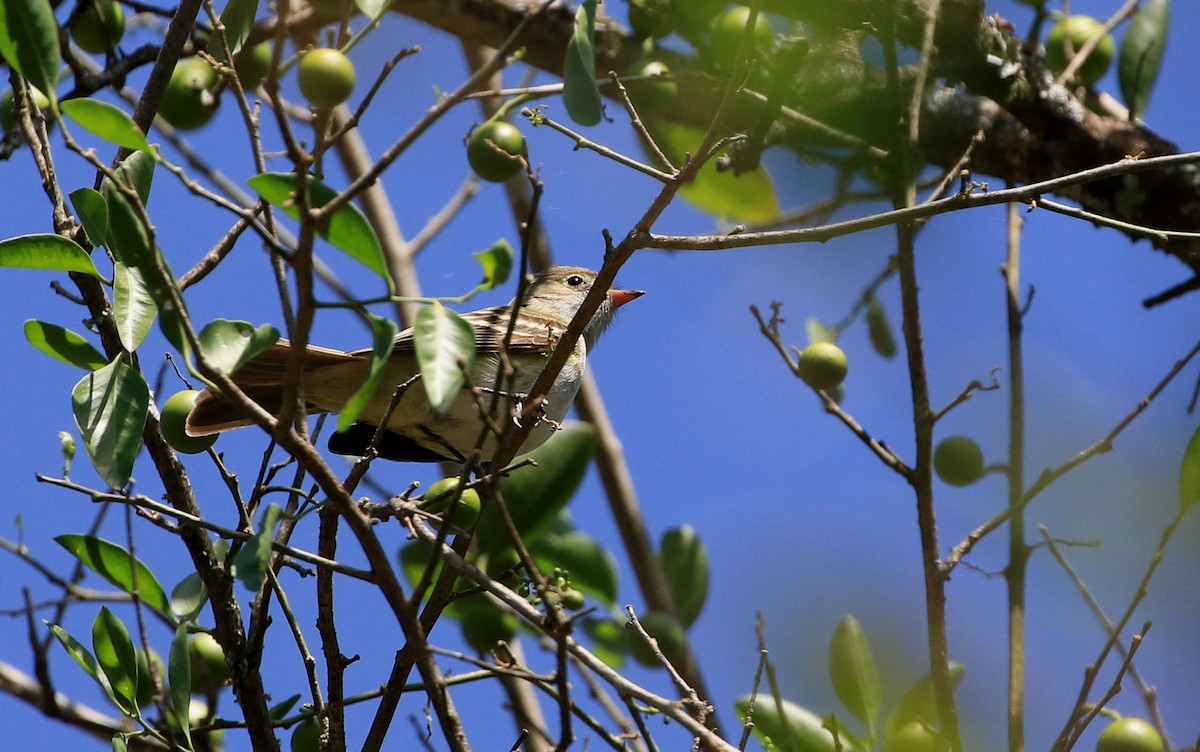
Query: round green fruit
796,341,848,391
629,611,685,668
423,477,482,529
886,722,940,752
298,47,356,109
1096,718,1165,752
161,390,217,455
707,6,775,68
188,632,230,693
234,42,273,90
933,435,985,487
72,0,125,54
1,86,52,132
1044,15,1114,85
467,120,526,182
159,57,219,130
290,716,322,752
625,59,677,115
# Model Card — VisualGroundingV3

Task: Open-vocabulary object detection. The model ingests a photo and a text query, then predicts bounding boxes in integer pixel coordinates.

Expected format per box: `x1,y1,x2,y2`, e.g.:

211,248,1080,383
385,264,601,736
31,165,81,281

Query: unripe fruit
887,722,940,752
298,48,356,109
796,341,848,391
933,435,985,487
188,632,230,693
1096,718,1165,752
161,391,218,454
72,0,125,54
423,477,482,529
234,42,273,90
707,6,775,68
159,58,219,130
624,59,677,116
467,121,526,182
290,716,322,752
1045,15,1114,85
1,87,52,132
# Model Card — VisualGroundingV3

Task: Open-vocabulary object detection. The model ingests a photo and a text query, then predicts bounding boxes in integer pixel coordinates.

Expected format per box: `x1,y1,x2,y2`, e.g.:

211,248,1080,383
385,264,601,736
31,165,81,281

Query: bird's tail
185,340,358,436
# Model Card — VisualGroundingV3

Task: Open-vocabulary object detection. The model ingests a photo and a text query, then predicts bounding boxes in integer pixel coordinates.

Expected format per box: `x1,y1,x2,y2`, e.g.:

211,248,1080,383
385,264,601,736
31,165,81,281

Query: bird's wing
347,306,564,357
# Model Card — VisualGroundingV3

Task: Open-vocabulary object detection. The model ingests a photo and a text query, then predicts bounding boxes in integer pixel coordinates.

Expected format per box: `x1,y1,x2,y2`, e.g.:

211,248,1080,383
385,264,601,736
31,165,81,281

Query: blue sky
1,1,1198,750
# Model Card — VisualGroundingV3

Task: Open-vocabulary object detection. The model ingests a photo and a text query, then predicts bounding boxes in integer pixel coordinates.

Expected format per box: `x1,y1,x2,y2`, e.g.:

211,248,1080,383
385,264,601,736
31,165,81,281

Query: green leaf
24,320,108,370
413,301,475,414
69,187,110,248
61,99,150,152
71,356,150,488
269,694,302,721
248,172,389,281
1179,422,1200,511
112,262,158,352
92,607,139,712
168,624,193,749
658,524,708,627
562,0,601,126
1119,0,1170,121
337,313,398,430
828,614,882,730
645,121,779,222
197,319,281,375
218,0,260,56
103,180,153,269
0,233,103,278
232,503,282,591
474,239,513,290
865,295,897,359
113,149,157,207
882,662,965,740
112,733,129,752
583,617,629,669
47,622,110,692
806,317,838,345
0,0,60,111
475,421,597,558
170,571,208,623
55,534,173,618
735,694,838,752
529,529,619,605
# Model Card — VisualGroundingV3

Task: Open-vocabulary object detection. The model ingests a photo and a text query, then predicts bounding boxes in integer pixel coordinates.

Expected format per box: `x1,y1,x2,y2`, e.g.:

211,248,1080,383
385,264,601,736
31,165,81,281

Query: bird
185,266,643,462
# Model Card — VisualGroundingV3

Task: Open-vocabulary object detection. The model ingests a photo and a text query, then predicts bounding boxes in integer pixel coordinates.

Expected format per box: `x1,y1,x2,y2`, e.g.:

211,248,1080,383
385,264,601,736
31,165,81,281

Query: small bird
185,266,643,462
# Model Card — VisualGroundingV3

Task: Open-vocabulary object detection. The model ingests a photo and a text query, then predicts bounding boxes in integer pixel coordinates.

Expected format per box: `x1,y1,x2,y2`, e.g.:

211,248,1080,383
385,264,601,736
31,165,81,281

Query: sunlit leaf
0,0,60,111
735,694,838,752
475,421,596,558
24,320,107,370
218,0,259,56
829,615,882,729
55,534,173,618
70,188,110,248
248,172,389,281
113,262,158,352
1179,422,1200,511
806,317,837,345
338,313,397,430
645,120,778,222
530,528,619,605
113,149,156,206
658,524,708,627
882,662,965,740
413,301,475,414
232,503,282,591
170,571,208,623
92,607,138,712
562,0,601,126
47,622,108,689
0,233,103,278
474,239,513,290
71,356,149,488
1119,0,1170,121
197,319,281,375
168,624,192,749
61,99,150,152
103,181,153,269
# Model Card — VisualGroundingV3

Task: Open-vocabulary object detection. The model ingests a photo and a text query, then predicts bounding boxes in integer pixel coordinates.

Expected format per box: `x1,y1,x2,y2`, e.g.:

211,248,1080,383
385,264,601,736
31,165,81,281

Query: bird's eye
566,275,585,287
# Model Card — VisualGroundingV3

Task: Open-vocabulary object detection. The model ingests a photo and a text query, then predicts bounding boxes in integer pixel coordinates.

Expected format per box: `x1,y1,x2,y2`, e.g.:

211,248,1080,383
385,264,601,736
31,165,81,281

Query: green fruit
707,6,775,68
1,86,52,132
298,48,356,109
628,0,672,39
290,716,322,752
423,477,482,529
1045,15,1114,85
629,611,685,668
161,390,218,455
467,120,526,182
560,588,586,610
234,42,273,90
1096,718,1165,752
933,435,985,487
796,341,849,391
886,722,940,752
159,57,219,130
188,632,230,693
625,59,677,116
72,0,125,54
